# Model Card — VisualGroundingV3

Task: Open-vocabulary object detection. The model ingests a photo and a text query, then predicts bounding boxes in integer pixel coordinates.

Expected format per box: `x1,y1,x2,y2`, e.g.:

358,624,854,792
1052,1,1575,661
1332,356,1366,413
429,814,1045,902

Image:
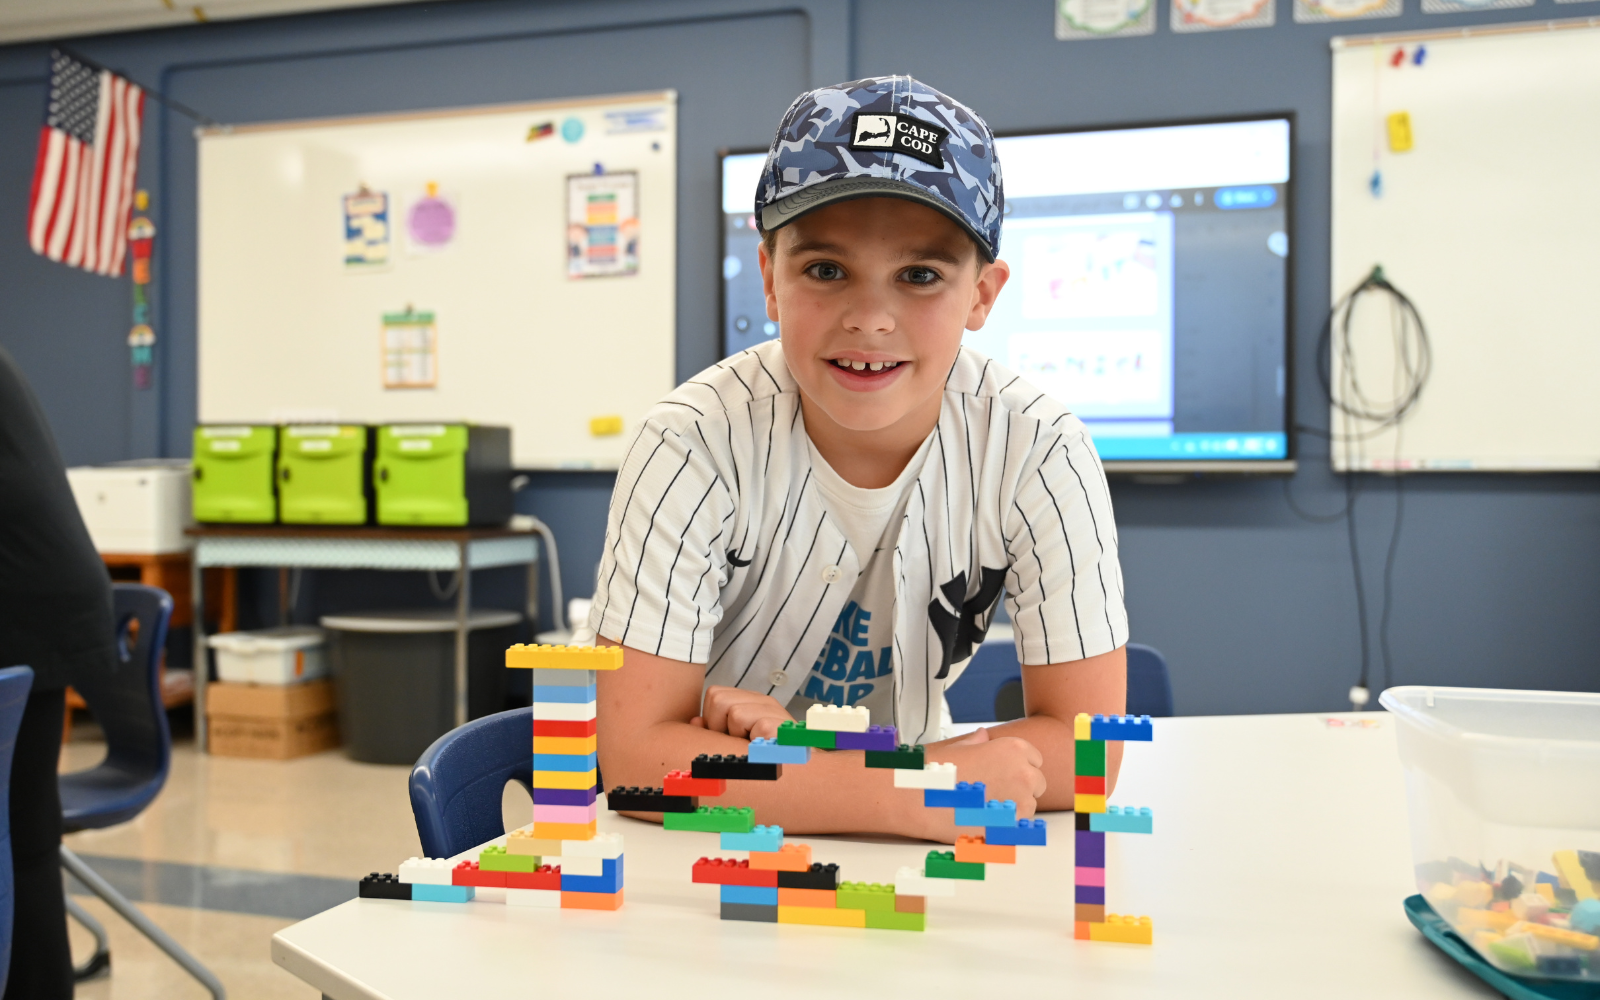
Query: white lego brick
506,888,562,908
806,704,870,733
475,887,507,904
894,866,957,897
532,700,598,721
550,855,604,877
397,858,455,886
561,833,624,859
893,761,957,789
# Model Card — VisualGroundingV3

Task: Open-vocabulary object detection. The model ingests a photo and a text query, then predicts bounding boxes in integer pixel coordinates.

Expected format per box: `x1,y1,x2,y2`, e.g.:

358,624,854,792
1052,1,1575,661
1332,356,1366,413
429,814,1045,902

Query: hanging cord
428,570,460,601
53,44,219,128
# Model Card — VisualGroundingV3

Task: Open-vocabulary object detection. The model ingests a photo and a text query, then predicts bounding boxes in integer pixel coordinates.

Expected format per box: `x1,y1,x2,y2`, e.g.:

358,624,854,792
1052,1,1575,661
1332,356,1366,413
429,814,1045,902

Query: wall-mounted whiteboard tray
197,91,677,469
1330,21,1600,472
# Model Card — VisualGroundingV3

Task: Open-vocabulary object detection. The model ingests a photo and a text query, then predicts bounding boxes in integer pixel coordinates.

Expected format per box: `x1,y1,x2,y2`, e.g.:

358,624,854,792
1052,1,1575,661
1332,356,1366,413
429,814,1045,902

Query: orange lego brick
953,835,1016,865
1074,921,1091,940
532,821,597,841
778,888,836,908
560,889,624,911
749,843,812,871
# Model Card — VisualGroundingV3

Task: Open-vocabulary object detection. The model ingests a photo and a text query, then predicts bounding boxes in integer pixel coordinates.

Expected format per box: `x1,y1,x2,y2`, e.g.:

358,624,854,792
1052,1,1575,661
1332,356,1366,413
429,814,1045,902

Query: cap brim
759,177,996,262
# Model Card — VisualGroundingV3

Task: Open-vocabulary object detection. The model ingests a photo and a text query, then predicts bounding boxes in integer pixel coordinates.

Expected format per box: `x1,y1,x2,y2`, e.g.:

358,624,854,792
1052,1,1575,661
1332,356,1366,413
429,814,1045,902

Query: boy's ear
964,258,1011,332
758,237,781,323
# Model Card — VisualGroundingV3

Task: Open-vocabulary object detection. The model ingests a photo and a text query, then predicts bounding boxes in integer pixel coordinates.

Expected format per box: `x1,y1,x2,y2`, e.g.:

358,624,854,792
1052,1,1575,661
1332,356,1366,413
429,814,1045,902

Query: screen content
721,117,1291,465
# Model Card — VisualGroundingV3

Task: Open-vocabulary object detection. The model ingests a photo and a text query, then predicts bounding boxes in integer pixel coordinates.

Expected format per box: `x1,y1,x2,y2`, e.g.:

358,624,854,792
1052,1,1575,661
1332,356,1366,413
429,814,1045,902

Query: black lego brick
690,754,780,781
776,863,840,890
1075,811,1093,831
359,873,412,900
606,786,699,812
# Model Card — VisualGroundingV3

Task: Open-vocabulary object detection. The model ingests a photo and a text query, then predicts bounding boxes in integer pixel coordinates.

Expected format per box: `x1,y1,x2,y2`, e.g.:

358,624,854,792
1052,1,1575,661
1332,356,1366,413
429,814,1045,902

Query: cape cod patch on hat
847,113,949,168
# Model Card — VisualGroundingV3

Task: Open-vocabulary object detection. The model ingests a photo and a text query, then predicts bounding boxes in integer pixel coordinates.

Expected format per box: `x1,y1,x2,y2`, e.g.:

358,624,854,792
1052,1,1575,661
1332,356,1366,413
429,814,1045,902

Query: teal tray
1405,895,1600,1000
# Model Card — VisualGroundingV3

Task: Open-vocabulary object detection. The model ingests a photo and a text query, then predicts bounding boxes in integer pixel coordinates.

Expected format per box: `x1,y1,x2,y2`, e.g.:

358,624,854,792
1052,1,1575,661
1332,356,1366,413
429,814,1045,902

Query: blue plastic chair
945,639,1174,722
0,665,36,995
58,584,224,999
410,707,533,859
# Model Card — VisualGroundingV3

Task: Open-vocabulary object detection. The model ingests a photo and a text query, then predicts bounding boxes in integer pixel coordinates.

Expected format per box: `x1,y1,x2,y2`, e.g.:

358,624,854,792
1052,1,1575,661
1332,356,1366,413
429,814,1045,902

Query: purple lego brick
1075,829,1105,867
1075,885,1105,905
834,725,898,751
532,785,598,806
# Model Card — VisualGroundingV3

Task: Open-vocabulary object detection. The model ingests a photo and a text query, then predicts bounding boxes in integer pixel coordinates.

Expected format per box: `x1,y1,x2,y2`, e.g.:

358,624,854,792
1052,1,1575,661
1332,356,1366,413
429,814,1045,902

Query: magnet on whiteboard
589,416,623,437
1386,111,1413,154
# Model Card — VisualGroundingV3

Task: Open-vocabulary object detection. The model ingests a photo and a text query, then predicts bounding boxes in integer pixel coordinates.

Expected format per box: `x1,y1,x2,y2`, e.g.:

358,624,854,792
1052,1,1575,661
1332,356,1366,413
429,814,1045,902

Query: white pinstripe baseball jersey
588,339,1127,745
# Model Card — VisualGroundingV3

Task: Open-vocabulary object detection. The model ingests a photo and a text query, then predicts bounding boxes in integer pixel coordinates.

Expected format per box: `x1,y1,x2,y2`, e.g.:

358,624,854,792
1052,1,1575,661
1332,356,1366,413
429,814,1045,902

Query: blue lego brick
532,752,598,772
984,818,1048,846
560,856,623,894
747,738,811,765
1075,829,1105,867
953,800,1017,828
412,883,475,903
1088,714,1153,742
1090,805,1153,835
533,684,598,704
720,825,784,852
1075,885,1105,905
532,785,597,805
924,781,985,809
720,884,779,906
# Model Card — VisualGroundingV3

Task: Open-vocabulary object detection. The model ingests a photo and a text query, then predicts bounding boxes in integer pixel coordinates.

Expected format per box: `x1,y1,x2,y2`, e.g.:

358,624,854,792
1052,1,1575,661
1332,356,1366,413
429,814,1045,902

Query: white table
271,713,1502,999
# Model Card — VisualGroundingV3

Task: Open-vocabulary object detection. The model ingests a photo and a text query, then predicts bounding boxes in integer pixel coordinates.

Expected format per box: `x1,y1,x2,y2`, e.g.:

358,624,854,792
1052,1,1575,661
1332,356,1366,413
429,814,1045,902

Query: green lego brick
477,846,537,873
662,806,755,834
865,909,926,931
924,851,984,880
775,721,835,749
1075,739,1106,777
836,881,896,912
864,744,925,769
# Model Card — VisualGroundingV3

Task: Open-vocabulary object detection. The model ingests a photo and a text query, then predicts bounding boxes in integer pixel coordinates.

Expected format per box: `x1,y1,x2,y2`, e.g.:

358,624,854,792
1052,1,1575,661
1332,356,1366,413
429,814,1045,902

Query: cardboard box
206,679,338,759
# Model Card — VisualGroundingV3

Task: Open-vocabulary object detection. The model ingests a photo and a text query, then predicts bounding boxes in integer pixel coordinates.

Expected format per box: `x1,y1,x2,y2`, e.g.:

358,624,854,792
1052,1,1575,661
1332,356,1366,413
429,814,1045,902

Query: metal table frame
188,526,539,752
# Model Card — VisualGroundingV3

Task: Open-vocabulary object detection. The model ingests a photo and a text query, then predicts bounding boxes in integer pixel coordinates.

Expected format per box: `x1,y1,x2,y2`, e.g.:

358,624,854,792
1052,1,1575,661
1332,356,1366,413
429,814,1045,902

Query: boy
589,76,1127,841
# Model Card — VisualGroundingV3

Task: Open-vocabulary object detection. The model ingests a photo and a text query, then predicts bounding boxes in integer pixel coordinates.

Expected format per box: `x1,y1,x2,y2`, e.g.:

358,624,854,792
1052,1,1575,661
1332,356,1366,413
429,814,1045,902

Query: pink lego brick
1074,866,1106,887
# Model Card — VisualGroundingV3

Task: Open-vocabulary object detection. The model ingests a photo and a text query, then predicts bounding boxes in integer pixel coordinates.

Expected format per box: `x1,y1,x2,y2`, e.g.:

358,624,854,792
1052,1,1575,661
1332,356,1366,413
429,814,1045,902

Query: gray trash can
319,608,521,765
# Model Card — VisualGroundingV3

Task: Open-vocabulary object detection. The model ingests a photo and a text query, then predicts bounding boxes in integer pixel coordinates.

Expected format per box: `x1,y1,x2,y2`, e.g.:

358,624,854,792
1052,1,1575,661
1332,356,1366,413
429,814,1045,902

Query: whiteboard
1330,21,1600,472
198,91,677,469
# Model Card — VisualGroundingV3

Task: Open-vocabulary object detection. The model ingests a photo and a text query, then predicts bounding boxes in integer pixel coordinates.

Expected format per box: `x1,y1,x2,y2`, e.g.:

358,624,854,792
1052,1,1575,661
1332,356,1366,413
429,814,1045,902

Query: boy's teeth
851,360,866,370
869,362,883,371
833,359,899,371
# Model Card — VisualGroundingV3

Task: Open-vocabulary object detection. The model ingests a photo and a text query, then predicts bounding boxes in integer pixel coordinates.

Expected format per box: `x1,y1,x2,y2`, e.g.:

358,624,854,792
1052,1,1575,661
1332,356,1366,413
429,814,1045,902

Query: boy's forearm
949,714,1124,812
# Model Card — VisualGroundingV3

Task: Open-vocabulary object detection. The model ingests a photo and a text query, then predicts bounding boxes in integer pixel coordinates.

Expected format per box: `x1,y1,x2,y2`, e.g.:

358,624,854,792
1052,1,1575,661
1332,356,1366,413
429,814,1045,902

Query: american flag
27,50,145,277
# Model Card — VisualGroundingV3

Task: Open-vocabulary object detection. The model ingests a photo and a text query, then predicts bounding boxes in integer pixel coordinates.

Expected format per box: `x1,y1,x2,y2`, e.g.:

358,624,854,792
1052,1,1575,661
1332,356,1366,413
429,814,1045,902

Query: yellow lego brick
1088,914,1153,945
533,735,597,755
505,831,562,856
777,905,867,928
532,821,597,841
505,644,624,671
1074,794,1107,814
1074,713,1092,740
1457,908,1516,932
1535,882,1555,903
1554,850,1598,901
534,769,598,790
1512,920,1599,951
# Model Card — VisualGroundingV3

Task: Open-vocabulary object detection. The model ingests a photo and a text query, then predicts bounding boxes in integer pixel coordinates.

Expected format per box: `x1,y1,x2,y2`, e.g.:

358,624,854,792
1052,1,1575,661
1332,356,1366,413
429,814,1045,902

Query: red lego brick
505,865,562,891
533,718,598,738
453,861,506,888
663,769,728,797
691,857,779,887
1074,775,1106,794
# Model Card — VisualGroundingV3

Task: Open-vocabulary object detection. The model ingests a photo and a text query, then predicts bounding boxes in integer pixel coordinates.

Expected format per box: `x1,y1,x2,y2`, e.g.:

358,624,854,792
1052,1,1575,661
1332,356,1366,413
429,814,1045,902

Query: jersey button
820,564,842,583
767,670,789,687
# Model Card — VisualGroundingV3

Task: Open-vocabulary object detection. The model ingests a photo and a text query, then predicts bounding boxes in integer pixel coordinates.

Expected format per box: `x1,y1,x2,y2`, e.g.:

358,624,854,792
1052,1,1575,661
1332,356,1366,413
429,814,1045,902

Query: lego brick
398,858,453,885
1074,713,1092,740
531,683,597,704
893,866,957,897
506,888,562,908
777,864,840,890
663,770,727,797
1074,921,1091,940
505,643,623,671
924,780,985,808
748,738,811,765
506,831,562,855
1089,914,1153,945
984,819,1048,847
865,910,926,931
924,851,984,880
1075,739,1106,777
894,762,957,790
359,873,411,900
412,883,474,903
561,857,624,894
505,866,562,891
720,884,779,906
775,721,835,749
1091,805,1153,835
894,894,926,913
605,786,697,813
1554,851,1599,901
1074,794,1107,814
533,752,598,772
1074,775,1106,795
721,901,778,923
690,754,780,781
1089,714,1153,742
1075,885,1105,905
533,768,598,790
1076,830,1106,867
662,806,756,834
533,786,597,806
550,854,603,877
531,668,597,686
749,844,812,871
834,725,898,751
954,835,1016,865
561,833,624,859
532,701,597,722
478,847,538,873
836,882,895,912
453,861,506,887
778,888,836,908
1076,903,1106,922
533,802,598,825
865,744,925,769
560,889,624,910
778,905,866,928
720,826,784,853
533,734,598,756
533,718,597,739
805,704,871,733
953,800,1017,828
1519,920,1600,950
693,858,780,887
1075,866,1106,887
532,822,597,841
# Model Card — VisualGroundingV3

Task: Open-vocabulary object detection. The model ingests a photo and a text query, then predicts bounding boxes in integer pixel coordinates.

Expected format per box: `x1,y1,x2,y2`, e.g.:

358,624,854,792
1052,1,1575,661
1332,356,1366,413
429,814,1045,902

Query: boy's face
759,198,1009,438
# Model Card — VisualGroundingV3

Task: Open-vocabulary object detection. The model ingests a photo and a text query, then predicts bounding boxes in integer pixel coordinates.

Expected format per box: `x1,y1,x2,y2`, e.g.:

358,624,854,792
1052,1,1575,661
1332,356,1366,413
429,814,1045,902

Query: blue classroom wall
1,0,1596,715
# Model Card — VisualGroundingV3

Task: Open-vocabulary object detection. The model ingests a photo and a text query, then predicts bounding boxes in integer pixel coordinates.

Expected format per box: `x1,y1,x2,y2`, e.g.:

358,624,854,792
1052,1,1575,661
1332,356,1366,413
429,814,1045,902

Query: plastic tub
1381,686,1600,981
208,627,327,684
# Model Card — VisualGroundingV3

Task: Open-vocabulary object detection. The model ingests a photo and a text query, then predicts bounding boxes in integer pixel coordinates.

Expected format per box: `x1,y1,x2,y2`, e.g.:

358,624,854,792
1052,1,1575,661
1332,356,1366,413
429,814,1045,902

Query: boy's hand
925,727,1047,821
693,685,796,741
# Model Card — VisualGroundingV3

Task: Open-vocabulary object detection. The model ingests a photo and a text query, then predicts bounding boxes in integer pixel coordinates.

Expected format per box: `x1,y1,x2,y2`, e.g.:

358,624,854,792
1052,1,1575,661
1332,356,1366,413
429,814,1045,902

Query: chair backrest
0,665,36,996
1126,643,1174,719
945,639,1175,723
410,707,533,859
93,585,174,780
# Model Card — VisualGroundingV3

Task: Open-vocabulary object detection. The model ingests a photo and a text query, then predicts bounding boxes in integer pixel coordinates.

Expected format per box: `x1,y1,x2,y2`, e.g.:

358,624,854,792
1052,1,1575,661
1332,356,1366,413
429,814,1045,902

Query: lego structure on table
1073,712,1155,944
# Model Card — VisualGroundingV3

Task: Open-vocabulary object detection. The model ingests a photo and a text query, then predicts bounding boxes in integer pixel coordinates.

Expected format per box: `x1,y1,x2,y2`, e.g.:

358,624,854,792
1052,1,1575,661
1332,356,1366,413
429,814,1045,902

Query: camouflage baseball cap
754,75,1003,262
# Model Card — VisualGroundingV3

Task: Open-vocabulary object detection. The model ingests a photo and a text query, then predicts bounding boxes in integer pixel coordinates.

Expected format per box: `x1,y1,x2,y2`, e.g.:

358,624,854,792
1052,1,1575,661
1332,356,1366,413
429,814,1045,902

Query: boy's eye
903,266,942,286
806,262,845,281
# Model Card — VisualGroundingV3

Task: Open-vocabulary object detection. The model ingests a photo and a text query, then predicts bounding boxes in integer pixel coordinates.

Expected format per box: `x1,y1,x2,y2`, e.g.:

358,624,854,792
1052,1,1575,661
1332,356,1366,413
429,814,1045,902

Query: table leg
454,543,471,729
278,567,291,626
193,551,208,754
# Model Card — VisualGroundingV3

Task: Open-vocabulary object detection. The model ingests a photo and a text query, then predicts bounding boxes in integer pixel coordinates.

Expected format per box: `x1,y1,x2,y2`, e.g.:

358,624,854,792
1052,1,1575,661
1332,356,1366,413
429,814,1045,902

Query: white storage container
1381,686,1600,981
208,627,328,684
66,462,193,554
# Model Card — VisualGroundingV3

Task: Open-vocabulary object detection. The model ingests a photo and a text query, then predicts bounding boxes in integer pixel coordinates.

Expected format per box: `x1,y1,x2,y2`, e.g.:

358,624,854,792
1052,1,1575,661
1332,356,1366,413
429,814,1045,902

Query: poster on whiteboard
567,171,639,278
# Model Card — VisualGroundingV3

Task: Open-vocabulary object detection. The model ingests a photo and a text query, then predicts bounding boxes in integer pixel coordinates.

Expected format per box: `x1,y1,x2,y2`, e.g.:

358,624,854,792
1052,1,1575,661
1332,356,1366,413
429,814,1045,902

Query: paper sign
1055,0,1155,39
1294,0,1399,22
344,190,390,268
1171,0,1274,31
382,309,437,389
567,172,639,279
1387,112,1414,153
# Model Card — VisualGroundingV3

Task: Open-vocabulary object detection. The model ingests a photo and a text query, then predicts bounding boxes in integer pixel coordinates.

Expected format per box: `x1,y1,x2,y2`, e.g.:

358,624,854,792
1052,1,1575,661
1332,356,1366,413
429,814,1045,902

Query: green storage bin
278,425,373,525
192,425,277,523
374,424,512,527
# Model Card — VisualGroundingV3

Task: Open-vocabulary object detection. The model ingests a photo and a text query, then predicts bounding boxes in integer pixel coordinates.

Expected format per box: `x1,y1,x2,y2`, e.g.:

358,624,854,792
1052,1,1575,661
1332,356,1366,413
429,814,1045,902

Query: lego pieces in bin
605,786,698,813
359,873,411,900
690,753,780,781
748,737,811,764
1554,850,1599,901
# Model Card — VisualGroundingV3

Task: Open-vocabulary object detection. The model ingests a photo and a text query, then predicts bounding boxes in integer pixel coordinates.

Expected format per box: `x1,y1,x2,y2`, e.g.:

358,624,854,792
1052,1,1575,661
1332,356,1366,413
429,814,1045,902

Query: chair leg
60,847,227,999
65,894,112,980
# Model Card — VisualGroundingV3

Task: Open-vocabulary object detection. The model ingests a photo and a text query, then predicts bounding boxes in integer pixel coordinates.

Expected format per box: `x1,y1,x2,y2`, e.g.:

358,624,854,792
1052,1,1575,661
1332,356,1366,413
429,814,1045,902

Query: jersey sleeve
588,420,736,664
1002,426,1128,666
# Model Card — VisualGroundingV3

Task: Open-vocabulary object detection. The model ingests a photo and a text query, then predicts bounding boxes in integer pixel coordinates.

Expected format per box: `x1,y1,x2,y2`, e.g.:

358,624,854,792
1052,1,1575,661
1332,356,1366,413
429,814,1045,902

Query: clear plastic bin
208,627,328,684
1381,686,1600,981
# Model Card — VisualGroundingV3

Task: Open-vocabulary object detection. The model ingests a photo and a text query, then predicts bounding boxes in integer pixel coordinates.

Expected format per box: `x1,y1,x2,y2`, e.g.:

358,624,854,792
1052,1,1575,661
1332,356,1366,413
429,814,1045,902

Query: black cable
1282,476,1349,524
1378,473,1405,693
1344,473,1371,696
1316,265,1431,441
